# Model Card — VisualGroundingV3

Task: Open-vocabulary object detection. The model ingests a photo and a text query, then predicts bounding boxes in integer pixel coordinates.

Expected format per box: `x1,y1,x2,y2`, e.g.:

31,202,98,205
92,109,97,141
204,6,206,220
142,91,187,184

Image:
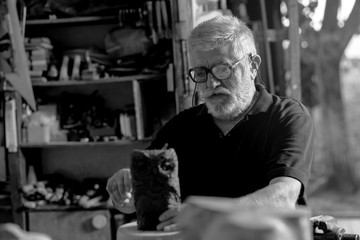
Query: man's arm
157,177,301,231
236,176,302,208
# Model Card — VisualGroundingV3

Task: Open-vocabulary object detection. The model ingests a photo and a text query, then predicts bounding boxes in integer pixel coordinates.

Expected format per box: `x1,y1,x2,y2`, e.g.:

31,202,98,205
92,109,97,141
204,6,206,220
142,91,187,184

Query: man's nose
206,73,221,88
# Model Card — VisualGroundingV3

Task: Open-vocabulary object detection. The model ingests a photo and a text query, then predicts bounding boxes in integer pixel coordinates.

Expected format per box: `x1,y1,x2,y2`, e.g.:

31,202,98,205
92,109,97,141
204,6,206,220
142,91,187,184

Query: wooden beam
288,0,301,101
259,0,275,94
5,0,36,110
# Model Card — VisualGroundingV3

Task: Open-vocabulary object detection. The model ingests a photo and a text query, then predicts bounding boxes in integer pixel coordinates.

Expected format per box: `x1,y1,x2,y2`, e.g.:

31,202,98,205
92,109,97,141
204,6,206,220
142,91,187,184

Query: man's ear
251,54,261,70
250,54,261,79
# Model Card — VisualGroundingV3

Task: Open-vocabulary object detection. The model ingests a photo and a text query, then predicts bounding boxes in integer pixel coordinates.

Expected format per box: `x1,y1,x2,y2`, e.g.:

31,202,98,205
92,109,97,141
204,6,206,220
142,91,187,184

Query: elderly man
106,15,314,231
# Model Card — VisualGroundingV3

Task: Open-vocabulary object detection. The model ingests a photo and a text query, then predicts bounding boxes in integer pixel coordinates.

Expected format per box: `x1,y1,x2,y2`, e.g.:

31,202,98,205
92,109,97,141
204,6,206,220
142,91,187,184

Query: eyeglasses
188,55,249,83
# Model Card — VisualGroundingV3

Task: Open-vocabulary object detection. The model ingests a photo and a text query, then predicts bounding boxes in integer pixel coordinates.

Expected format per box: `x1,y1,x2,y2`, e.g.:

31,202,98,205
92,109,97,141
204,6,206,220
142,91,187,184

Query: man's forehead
189,45,236,67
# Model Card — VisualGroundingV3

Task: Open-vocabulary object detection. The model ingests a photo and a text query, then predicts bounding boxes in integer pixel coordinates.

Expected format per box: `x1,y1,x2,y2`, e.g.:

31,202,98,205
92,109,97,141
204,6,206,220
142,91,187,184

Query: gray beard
206,99,249,121
205,90,256,121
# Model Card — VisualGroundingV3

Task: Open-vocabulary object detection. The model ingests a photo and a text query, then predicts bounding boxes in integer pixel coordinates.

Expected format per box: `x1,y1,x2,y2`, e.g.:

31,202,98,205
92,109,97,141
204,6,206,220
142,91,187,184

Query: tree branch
322,0,340,32
339,0,360,52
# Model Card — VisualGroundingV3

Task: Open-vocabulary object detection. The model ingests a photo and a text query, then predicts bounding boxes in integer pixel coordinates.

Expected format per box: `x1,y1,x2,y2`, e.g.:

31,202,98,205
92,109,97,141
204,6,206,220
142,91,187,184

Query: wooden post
5,91,27,228
259,0,275,94
288,0,301,101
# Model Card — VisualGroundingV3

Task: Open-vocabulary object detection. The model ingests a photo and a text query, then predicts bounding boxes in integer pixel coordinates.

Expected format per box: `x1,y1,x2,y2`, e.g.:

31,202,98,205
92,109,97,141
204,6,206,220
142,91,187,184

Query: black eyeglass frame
188,54,251,83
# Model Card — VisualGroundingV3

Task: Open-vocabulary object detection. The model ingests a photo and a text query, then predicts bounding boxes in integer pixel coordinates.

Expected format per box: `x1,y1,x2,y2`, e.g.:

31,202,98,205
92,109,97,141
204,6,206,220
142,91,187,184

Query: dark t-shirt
147,84,314,205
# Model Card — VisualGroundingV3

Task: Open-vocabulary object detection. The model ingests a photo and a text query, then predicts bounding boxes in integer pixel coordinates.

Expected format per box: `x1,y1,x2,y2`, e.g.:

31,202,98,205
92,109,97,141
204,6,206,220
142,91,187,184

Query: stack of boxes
25,37,54,83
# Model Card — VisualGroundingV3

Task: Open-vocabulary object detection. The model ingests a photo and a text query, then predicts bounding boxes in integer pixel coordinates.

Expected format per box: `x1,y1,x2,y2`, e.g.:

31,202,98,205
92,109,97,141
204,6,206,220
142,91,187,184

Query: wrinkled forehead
189,42,240,67
190,34,248,52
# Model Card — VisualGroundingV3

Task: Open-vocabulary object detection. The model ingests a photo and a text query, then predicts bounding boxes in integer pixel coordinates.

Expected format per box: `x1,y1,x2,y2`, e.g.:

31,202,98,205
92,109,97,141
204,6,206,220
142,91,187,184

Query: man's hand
106,168,135,214
157,204,184,231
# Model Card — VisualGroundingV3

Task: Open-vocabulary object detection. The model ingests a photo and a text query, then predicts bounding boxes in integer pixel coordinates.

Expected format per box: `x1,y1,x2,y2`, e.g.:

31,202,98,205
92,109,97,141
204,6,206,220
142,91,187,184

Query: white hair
188,15,257,58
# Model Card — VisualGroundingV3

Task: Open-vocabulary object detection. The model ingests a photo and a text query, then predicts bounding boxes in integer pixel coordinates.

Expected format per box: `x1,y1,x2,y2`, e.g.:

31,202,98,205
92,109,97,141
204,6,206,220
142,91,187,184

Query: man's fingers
157,207,182,231
123,169,133,196
159,210,172,222
159,205,183,221
111,188,123,204
105,169,136,214
164,224,179,232
106,169,132,205
157,218,178,231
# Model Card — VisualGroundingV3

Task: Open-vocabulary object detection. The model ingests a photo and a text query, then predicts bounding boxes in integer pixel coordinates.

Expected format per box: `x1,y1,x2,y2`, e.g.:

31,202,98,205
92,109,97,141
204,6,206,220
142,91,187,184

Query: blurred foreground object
117,221,181,240
178,196,312,240
0,223,51,240
311,215,360,240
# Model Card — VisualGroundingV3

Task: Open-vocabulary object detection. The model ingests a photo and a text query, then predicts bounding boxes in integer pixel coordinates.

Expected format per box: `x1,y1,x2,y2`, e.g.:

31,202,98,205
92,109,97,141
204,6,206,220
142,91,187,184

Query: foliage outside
293,0,360,212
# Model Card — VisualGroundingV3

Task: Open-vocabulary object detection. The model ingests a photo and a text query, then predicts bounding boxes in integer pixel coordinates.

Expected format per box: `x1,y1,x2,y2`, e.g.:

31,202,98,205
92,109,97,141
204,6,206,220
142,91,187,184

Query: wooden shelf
23,205,115,212
0,195,11,211
25,16,118,26
0,205,12,211
31,74,166,87
19,139,152,148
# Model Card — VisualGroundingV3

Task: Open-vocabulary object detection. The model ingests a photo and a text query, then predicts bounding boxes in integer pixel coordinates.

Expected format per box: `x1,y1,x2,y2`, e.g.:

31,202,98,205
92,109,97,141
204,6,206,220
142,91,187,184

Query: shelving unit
2,0,178,239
